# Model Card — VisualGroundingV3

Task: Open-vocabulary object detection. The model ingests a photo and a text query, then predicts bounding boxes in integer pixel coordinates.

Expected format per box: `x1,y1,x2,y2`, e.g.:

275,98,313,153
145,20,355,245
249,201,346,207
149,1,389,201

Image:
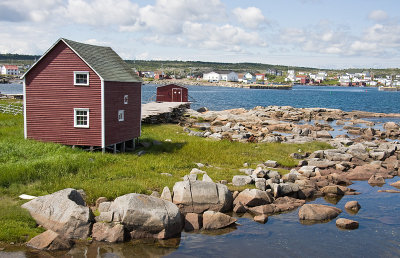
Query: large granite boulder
172,180,233,213
202,211,237,230
233,189,273,207
298,204,342,221
21,188,92,239
109,193,182,239
26,230,73,251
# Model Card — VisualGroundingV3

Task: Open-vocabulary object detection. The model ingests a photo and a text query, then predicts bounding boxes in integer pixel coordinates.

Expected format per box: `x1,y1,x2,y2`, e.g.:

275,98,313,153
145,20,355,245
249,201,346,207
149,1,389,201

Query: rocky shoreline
13,105,400,253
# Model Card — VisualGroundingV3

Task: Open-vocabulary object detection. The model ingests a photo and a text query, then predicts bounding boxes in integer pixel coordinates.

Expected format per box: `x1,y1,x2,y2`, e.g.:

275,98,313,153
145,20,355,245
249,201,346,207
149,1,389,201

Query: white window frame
74,71,89,86
118,110,124,122
74,108,90,128
124,95,128,104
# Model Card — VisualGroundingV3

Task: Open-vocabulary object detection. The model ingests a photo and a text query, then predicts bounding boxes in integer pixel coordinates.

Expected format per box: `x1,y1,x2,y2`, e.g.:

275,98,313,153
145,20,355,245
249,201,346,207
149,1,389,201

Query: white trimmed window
118,110,124,122
74,108,89,128
74,71,89,86
124,95,128,104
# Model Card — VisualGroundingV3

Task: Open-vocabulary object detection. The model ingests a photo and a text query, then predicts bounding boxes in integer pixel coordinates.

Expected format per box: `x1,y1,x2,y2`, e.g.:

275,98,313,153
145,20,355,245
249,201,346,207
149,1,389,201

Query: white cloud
368,10,388,21
0,0,64,22
121,0,226,34
350,41,378,52
83,39,110,46
64,0,139,27
232,7,266,29
182,22,266,50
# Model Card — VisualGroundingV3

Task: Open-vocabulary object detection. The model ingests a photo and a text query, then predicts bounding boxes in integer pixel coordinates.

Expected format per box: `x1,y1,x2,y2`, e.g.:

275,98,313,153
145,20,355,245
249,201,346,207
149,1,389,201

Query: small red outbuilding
22,38,142,151
156,84,188,102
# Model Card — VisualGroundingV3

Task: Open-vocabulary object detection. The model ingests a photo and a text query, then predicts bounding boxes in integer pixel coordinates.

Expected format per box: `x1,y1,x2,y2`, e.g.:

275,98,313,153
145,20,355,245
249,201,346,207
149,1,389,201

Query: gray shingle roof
62,38,141,83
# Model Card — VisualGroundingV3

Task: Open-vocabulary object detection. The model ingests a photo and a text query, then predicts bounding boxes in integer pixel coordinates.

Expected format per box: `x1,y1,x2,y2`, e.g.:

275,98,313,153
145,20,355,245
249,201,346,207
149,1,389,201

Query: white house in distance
203,71,238,82
1,65,19,75
285,70,296,82
203,71,221,82
243,72,256,84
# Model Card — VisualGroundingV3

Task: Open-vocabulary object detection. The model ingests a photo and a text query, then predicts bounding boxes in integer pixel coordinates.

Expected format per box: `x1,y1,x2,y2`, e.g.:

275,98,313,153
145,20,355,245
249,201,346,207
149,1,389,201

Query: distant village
136,68,400,87
2,62,400,87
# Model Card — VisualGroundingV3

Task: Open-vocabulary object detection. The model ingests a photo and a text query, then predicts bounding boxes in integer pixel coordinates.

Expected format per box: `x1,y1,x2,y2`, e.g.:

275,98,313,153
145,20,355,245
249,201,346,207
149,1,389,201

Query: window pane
75,73,88,84
75,109,88,126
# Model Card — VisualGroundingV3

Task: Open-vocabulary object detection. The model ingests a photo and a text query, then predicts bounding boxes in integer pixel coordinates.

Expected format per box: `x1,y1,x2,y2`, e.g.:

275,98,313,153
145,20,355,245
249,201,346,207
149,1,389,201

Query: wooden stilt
102,147,105,154
113,144,117,154
89,146,94,152
122,142,126,153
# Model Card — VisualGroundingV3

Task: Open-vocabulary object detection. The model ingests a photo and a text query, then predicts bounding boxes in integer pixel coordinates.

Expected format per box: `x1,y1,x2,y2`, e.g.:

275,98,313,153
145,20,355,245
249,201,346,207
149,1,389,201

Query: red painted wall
104,81,141,146
156,84,188,102
25,41,102,146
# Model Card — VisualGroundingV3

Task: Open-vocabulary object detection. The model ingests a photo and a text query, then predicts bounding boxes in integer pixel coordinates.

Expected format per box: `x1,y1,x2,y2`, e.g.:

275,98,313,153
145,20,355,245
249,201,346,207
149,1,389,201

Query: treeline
1,54,399,76
125,59,319,73
0,53,40,61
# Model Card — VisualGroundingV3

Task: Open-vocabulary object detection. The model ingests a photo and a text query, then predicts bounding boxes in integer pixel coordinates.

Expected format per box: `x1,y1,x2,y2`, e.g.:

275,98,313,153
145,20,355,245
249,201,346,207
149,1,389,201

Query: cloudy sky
1,0,400,69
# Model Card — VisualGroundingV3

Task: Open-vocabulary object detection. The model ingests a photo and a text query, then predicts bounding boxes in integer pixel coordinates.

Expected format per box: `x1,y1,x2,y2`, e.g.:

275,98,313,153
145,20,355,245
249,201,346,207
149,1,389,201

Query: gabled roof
22,38,142,83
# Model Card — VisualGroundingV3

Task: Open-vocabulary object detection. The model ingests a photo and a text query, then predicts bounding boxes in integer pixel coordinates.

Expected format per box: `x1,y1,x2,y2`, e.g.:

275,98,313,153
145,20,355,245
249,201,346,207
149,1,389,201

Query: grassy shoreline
0,111,330,243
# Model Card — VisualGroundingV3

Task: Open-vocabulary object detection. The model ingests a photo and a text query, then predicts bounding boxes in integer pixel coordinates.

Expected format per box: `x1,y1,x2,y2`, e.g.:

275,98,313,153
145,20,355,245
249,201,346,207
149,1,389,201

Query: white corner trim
101,79,105,148
23,78,27,139
139,83,142,136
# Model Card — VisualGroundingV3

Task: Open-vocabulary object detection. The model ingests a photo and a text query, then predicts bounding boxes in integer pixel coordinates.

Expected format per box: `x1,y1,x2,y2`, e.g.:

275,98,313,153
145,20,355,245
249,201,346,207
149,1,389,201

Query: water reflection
2,178,400,257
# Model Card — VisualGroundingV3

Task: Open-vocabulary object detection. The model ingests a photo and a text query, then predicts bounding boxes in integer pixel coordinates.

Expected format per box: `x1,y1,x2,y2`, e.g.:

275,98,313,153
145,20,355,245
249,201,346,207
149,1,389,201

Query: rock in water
172,180,233,213
202,211,237,230
184,213,202,231
21,188,92,239
109,193,183,239
26,230,73,250
298,204,342,221
233,189,273,207
336,218,359,230
368,175,385,185
253,215,268,224
344,201,361,212
92,222,125,243
390,180,400,188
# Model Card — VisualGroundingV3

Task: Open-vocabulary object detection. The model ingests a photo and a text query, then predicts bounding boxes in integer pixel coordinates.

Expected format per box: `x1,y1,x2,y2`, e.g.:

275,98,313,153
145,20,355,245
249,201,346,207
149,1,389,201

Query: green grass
0,109,331,242
0,197,45,243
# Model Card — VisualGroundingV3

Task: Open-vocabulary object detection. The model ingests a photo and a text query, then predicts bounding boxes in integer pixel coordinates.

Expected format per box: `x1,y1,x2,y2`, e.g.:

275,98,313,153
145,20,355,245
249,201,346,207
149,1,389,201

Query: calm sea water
4,83,400,113
1,83,400,257
143,84,400,113
0,83,22,95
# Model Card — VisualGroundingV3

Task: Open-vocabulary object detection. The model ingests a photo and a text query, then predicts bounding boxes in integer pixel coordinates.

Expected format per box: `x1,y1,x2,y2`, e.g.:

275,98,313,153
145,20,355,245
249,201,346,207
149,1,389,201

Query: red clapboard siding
25,41,102,146
104,81,141,146
156,84,188,102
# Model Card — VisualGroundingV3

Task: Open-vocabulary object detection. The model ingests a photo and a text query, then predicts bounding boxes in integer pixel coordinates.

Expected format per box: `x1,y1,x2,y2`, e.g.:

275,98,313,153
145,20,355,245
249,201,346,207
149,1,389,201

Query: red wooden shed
156,84,188,102
21,38,142,152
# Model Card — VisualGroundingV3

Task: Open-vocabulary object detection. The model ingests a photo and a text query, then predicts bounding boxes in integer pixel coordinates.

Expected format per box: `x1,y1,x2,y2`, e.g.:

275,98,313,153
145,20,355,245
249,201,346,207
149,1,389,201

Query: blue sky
1,0,400,69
